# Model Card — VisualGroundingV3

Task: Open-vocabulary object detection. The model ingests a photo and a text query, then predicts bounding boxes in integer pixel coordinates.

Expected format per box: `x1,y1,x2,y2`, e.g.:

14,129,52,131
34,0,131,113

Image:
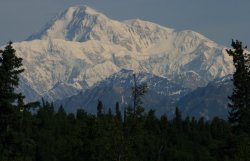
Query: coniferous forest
0,40,250,161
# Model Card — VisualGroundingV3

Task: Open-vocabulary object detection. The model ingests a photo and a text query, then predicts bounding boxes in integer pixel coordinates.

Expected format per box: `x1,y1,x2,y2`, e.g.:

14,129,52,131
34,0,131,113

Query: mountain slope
5,5,234,104
54,69,190,116
178,75,233,119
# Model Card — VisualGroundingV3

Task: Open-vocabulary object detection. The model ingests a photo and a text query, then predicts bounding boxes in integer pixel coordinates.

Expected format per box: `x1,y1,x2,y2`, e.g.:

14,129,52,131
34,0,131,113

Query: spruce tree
115,102,122,122
0,42,24,129
173,107,182,129
226,40,250,161
0,42,30,160
97,100,104,118
132,74,147,118
226,40,250,133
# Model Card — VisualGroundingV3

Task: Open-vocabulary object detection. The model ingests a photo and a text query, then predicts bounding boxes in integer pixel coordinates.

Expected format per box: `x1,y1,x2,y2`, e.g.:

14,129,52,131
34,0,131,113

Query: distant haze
0,0,249,47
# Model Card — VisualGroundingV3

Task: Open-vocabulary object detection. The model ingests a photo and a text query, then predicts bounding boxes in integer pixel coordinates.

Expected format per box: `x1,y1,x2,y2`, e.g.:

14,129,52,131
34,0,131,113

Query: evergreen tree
131,74,147,118
226,40,250,161
97,100,104,118
0,42,28,160
0,42,24,130
115,102,122,122
173,107,182,129
226,40,250,133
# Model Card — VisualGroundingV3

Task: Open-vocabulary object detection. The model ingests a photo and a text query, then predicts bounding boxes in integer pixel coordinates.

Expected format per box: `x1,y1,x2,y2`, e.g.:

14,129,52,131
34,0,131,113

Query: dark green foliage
97,100,104,118
226,40,250,160
226,40,250,133
0,42,24,130
115,102,122,122
132,74,147,118
0,90,244,161
0,42,38,161
173,107,182,128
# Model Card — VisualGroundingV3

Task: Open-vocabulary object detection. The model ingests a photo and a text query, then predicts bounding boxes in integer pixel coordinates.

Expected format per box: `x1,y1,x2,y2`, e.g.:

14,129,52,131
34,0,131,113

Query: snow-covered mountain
54,69,190,116
7,5,234,106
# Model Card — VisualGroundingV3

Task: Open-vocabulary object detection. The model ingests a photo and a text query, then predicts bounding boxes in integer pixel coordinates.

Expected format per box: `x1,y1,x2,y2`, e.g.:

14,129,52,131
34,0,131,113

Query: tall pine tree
0,42,26,160
132,74,147,119
227,40,250,133
0,42,25,129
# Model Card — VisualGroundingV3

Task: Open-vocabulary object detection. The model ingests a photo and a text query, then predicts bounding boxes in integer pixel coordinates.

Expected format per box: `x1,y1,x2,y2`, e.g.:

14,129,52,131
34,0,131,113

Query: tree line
0,40,249,161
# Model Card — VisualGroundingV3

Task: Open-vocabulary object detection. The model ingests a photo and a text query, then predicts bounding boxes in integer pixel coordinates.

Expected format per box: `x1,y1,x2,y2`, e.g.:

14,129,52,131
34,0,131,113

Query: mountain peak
27,5,177,51
27,5,108,41
66,5,104,17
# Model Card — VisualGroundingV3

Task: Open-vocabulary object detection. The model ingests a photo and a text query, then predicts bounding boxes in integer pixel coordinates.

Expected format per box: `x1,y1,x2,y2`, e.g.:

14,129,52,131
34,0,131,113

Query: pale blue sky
0,0,249,47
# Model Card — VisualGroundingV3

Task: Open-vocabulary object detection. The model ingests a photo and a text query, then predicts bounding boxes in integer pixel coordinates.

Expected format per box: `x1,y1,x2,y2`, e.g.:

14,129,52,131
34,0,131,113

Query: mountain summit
7,5,234,108
28,5,176,53
28,5,108,42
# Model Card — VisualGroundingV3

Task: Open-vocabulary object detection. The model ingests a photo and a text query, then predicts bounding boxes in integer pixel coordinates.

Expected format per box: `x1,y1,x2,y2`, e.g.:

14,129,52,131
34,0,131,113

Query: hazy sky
0,0,249,47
